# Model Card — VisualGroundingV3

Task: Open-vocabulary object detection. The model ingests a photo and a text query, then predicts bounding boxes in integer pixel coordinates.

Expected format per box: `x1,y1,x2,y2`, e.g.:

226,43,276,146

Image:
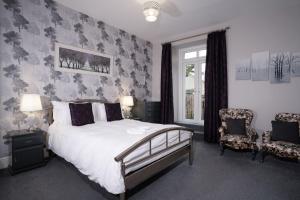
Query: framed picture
55,43,113,76
291,52,300,77
269,52,291,83
235,58,251,80
251,51,269,81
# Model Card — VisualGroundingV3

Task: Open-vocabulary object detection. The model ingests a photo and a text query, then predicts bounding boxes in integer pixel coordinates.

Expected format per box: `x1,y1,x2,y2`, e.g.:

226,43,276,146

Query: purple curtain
204,31,228,143
160,43,174,124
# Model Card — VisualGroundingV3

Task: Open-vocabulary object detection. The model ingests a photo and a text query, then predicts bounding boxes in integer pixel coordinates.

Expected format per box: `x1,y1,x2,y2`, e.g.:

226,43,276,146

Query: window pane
199,50,207,57
185,64,195,119
184,51,197,59
202,63,206,73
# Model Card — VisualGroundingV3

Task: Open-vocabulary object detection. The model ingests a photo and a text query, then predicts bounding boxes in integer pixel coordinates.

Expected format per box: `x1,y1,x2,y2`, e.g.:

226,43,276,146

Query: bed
47,99,194,200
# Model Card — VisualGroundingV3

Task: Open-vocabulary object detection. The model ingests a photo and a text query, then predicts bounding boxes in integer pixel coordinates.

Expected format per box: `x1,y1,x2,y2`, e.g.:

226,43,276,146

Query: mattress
48,119,191,194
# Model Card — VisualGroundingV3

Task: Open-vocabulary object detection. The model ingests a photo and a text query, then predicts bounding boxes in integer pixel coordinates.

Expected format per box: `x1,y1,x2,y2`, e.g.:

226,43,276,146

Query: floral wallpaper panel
0,0,153,158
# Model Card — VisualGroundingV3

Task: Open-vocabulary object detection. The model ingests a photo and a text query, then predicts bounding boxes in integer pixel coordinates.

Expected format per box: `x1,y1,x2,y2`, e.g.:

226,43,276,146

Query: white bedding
48,119,191,194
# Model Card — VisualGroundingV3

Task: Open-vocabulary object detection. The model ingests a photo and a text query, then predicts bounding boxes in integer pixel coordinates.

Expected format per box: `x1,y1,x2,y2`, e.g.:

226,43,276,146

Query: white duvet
48,119,190,194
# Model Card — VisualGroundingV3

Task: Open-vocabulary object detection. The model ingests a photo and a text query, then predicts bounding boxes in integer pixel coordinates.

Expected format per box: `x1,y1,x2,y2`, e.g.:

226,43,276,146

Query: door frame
178,45,206,125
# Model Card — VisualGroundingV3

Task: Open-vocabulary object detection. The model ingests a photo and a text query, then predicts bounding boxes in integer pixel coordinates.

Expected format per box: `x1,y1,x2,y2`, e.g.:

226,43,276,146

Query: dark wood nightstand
132,101,161,123
7,129,47,175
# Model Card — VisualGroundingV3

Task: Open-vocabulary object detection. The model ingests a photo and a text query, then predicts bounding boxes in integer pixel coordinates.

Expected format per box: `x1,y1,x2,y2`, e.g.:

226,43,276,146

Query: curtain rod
162,26,230,45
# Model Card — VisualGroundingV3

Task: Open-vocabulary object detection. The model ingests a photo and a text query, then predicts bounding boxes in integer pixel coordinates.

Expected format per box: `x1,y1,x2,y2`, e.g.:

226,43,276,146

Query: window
199,50,207,57
184,51,197,59
178,46,206,124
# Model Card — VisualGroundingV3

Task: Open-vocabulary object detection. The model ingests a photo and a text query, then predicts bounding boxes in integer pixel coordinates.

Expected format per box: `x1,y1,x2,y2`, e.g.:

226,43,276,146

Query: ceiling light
143,1,160,22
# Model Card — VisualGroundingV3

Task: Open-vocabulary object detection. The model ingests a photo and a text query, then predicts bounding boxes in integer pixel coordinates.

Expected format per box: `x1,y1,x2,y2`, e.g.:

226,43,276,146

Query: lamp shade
121,96,134,107
20,94,42,112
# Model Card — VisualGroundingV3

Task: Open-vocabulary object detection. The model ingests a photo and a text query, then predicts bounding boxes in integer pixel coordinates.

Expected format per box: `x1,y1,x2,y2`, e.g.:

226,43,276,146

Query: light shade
20,94,42,112
143,1,160,22
121,96,134,107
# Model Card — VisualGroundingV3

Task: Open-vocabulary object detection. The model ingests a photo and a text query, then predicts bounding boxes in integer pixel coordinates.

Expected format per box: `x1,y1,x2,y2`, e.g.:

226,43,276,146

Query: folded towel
126,126,152,134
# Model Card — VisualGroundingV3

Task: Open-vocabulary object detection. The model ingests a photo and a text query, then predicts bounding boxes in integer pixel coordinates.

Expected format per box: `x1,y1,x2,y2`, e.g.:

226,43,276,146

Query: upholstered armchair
261,113,300,162
218,108,258,160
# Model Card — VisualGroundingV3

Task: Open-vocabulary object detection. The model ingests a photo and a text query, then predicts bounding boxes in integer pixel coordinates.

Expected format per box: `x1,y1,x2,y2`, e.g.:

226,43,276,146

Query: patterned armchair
261,113,300,162
218,108,258,160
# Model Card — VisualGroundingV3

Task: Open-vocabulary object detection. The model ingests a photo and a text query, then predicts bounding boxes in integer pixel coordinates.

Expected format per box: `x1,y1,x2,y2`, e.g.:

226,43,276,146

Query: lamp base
26,126,40,133
122,107,132,119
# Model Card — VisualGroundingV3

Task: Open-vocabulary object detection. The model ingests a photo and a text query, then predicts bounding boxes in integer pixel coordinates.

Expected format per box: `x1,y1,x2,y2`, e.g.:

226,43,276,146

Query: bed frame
48,99,194,200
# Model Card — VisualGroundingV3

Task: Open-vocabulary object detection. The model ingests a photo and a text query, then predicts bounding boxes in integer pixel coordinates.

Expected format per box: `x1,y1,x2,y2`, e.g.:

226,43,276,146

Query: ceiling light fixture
143,1,160,22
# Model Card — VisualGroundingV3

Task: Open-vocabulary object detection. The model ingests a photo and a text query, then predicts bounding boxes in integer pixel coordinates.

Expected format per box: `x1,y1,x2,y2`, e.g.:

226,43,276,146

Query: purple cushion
271,121,300,143
105,103,123,121
69,103,94,126
226,118,246,135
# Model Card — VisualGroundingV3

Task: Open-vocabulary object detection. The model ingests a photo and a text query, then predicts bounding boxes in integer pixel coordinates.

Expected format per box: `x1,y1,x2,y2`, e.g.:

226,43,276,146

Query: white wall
152,4,300,134
152,43,162,102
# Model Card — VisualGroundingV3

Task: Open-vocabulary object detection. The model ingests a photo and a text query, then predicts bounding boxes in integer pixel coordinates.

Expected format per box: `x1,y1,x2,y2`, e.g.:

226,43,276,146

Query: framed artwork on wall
235,51,300,83
235,58,251,80
251,51,269,81
55,43,113,76
269,52,291,83
291,52,300,77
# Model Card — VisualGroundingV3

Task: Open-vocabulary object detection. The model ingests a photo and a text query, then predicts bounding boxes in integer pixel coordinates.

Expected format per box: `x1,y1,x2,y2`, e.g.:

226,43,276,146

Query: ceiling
57,0,300,42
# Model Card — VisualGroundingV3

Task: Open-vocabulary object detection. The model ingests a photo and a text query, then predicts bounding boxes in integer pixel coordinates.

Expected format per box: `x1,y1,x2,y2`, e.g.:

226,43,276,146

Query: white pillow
92,103,107,122
51,101,72,125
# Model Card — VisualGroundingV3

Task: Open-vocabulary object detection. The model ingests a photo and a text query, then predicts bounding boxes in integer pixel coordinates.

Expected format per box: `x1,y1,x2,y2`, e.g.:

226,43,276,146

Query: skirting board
0,156,10,169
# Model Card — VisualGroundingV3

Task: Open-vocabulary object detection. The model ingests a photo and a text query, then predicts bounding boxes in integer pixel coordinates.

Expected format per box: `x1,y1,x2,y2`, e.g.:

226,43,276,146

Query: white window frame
178,45,206,125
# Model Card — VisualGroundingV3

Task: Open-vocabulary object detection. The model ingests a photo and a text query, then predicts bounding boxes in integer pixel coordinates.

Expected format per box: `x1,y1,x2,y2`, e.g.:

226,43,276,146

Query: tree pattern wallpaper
0,0,152,158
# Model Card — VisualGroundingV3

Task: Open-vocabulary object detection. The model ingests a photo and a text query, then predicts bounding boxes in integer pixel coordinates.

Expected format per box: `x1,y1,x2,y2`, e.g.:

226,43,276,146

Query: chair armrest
246,127,258,142
218,126,226,138
262,131,271,144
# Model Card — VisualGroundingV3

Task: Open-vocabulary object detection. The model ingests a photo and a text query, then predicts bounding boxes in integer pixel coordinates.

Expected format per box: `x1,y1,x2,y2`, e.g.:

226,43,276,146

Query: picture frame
54,43,113,76
251,51,269,81
269,52,291,83
235,58,251,80
291,52,300,77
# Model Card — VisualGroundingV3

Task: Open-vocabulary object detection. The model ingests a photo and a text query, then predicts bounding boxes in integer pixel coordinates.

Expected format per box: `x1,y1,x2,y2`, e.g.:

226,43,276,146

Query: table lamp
121,96,134,119
20,94,43,131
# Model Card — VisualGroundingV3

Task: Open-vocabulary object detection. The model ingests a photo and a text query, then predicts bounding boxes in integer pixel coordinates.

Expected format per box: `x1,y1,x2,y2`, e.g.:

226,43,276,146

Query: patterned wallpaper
0,0,152,157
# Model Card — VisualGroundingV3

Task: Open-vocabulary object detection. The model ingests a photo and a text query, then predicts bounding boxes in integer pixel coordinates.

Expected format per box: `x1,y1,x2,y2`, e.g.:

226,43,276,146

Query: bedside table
7,129,46,174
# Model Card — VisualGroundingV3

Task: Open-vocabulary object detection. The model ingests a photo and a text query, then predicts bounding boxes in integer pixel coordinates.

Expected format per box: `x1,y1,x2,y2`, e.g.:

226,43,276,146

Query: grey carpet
0,140,299,200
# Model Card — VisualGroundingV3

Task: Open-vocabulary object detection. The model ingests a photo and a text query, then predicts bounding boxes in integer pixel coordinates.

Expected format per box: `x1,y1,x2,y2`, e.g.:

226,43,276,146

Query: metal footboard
114,127,194,200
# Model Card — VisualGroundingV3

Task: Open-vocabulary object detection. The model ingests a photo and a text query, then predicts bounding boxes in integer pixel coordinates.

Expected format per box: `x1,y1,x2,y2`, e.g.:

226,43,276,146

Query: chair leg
260,150,266,163
120,192,126,200
251,149,257,161
220,143,225,156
